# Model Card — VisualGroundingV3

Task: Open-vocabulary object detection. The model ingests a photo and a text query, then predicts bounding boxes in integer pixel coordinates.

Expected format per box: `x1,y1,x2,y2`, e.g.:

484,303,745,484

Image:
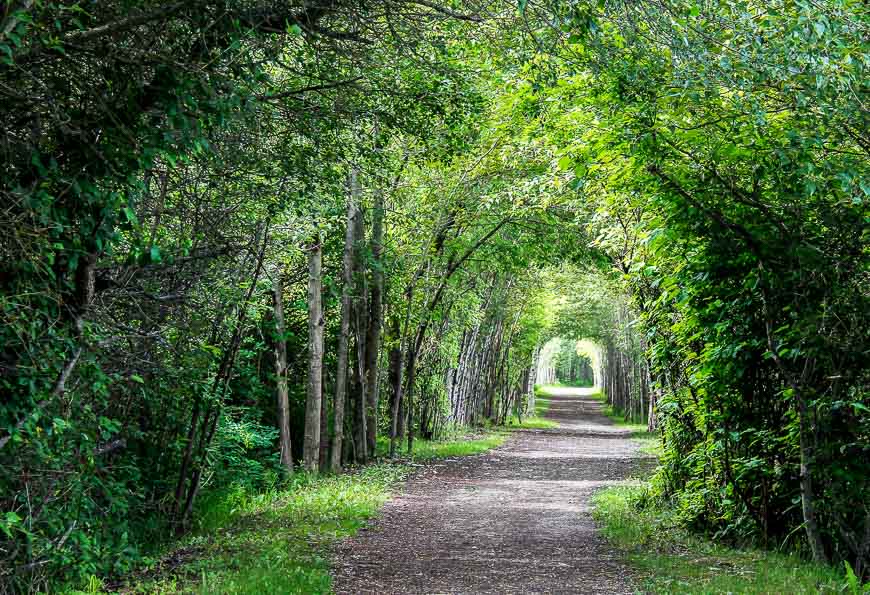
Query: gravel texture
332,387,652,594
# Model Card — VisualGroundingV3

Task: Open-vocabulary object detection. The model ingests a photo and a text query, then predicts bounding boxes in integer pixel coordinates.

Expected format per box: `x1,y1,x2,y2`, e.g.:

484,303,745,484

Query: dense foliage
0,2,564,588
533,0,869,574
0,0,867,590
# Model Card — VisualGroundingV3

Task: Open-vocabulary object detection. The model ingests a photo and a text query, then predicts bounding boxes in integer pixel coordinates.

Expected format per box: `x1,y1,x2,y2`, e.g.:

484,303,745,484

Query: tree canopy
1,0,867,589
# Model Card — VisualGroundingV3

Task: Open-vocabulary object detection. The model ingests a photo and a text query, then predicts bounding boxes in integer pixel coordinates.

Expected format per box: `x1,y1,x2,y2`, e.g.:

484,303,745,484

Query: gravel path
332,387,650,594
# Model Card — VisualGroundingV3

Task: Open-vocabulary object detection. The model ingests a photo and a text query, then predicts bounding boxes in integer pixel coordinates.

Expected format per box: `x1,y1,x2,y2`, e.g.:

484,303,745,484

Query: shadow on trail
332,386,654,594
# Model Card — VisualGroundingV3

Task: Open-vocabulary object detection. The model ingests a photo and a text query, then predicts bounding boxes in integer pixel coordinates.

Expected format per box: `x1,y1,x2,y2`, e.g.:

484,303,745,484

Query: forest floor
115,431,510,594
332,387,655,594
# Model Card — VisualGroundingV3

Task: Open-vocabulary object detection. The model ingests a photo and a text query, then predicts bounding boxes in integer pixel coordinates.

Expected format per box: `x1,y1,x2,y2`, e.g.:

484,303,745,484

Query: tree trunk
353,337,368,462
272,267,293,474
398,383,409,449
319,383,329,471
760,283,827,564
303,235,324,472
177,221,268,525
797,387,828,563
647,377,658,432
388,317,404,458
352,197,369,463
403,321,430,454
331,187,358,472
364,182,385,457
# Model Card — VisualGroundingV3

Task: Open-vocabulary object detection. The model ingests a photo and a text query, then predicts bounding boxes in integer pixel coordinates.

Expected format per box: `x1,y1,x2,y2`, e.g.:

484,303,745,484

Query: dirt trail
332,387,650,594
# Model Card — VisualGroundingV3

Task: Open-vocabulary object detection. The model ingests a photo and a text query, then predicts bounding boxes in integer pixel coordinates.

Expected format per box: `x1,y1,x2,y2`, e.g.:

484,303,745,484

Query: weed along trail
332,387,650,594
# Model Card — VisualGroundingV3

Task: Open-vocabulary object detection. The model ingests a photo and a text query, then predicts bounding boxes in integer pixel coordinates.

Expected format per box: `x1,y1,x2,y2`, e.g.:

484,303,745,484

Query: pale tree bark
303,234,324,472
401,218,512,453
404,339,421,454
351,185,369,463
319,383,329,471
331,174,358,472
364,184,385,456
388,316,404,458
271,266,293,473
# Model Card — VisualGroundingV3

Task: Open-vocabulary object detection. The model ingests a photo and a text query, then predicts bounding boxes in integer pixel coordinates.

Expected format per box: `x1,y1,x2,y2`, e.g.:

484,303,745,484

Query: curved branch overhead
0,0,867,589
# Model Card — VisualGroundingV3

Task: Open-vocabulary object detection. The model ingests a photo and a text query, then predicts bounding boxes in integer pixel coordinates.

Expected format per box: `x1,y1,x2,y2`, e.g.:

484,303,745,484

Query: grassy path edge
587,390,852,594
107,430,512,594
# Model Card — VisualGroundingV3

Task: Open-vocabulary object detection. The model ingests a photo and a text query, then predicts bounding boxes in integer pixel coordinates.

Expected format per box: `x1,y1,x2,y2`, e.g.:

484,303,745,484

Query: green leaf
123,206,138,224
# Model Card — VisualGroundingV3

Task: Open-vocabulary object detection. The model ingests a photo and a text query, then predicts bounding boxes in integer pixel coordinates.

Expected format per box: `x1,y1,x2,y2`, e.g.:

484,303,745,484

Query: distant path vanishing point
332,387,651,594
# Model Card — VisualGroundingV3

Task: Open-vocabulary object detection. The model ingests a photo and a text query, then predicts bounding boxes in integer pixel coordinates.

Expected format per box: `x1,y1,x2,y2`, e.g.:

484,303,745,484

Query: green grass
589,389,663,457
548,379,594,388
588,390,865,593
117,431,505,595
533,389,552,417
592,484,850,594
375,430,507,460
500,387,558,429
118,465,406,594
506,416,558,429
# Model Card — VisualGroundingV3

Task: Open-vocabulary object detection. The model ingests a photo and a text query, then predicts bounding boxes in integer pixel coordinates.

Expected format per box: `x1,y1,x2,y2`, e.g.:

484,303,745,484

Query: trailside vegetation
0,0,867,591
533,0,869,576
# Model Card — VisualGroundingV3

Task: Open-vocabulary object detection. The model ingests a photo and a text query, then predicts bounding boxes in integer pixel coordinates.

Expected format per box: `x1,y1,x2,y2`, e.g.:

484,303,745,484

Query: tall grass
592,484,850,594
115,431,506,594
